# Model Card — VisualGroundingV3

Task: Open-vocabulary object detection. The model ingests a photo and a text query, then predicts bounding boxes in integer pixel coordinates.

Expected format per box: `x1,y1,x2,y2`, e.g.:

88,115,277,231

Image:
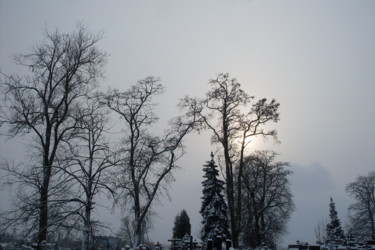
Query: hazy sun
237,135,257,151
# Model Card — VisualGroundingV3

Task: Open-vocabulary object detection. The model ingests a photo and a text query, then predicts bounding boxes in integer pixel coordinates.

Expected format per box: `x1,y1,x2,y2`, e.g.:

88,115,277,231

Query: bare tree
117,216,134,246
181,73,280,247
0,158,80,241
56,96,117,250
103,77,198,247
117,213,154,247
314,217,328,244
0,25,106,247
240,151,294,248
346,171,375,241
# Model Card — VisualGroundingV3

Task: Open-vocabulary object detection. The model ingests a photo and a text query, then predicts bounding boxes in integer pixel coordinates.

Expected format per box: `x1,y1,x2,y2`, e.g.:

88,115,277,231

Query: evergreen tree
326,197,345,241
200,153,231,244
173,210,191,239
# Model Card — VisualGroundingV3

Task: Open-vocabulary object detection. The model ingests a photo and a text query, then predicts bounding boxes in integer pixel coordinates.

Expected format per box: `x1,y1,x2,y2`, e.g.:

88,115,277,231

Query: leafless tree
314,217,328,244
56,96,117,250
117,216,134,246
117,213,154,246
240,151,294,248
0,25,106,247
346,171,375,241
0,158,80,241
181,73,280,247
102,77,198,247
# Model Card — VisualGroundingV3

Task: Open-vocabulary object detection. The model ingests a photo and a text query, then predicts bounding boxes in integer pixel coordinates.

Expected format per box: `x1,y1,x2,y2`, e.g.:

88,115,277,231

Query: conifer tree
173,210,191,239
326,197,345,241
200,153,230,244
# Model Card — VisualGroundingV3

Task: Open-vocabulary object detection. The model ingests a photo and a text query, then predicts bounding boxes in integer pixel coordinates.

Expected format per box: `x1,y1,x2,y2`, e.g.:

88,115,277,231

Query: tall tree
173,209,191,239
200,152,230,244
0,25,106,247
181,73,280,247
346,171,375,241
326,197,345,242
56,96,117,250
240,151,294,248
103,77,198,247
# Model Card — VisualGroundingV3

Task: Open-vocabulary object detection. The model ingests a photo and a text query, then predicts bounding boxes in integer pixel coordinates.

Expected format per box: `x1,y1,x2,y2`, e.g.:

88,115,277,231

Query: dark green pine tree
326,197,345,241
173,209,191,239
200,152,231,244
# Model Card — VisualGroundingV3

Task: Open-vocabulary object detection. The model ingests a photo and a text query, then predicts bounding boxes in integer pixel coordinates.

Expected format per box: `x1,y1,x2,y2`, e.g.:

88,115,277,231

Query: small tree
118,214,154,246
200,152,230,244
314,217,328,244
173,210,191,239
326,197,345,242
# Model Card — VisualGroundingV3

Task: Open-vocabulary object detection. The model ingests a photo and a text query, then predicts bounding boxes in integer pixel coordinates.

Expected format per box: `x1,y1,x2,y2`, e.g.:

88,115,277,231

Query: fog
1,0,375,247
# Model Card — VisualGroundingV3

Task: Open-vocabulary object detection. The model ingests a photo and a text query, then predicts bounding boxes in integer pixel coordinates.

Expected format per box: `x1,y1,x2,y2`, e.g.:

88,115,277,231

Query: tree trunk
223,145,238,247
82,204,91,250
370,203,375,240
133,185,142,248
222,111,240,248
234,140,246,247
133,221,142,249
38,191,48,247
38,163,52,248
255,216,261,247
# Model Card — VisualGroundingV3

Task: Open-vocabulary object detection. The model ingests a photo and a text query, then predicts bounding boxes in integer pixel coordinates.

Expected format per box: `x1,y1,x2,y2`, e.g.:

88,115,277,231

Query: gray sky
1,0,375,247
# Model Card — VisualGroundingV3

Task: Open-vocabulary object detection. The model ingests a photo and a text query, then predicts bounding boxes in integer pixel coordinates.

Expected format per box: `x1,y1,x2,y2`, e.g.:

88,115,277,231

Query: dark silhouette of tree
346,171,375,241
240,151,294,248
0,158,80,241
0,25,106,248
200,152,230,245
173,210,191,239
56,96,118,250
326,197,345,242
181,73,280,247
102,77,198,247
118,213,154,246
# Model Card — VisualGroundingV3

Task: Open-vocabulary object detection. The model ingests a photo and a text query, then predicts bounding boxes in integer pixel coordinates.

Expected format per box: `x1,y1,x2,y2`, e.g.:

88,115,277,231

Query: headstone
215,236,222,250
207,239,213,250
225,239,232,250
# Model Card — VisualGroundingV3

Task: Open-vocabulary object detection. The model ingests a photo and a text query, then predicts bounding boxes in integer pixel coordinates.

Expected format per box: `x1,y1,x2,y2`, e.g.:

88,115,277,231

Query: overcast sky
1,0,375,247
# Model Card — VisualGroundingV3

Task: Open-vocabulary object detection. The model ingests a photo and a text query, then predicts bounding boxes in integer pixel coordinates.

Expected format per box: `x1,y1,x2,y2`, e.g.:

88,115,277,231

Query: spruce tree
326,197,345,242
200,153,231,244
